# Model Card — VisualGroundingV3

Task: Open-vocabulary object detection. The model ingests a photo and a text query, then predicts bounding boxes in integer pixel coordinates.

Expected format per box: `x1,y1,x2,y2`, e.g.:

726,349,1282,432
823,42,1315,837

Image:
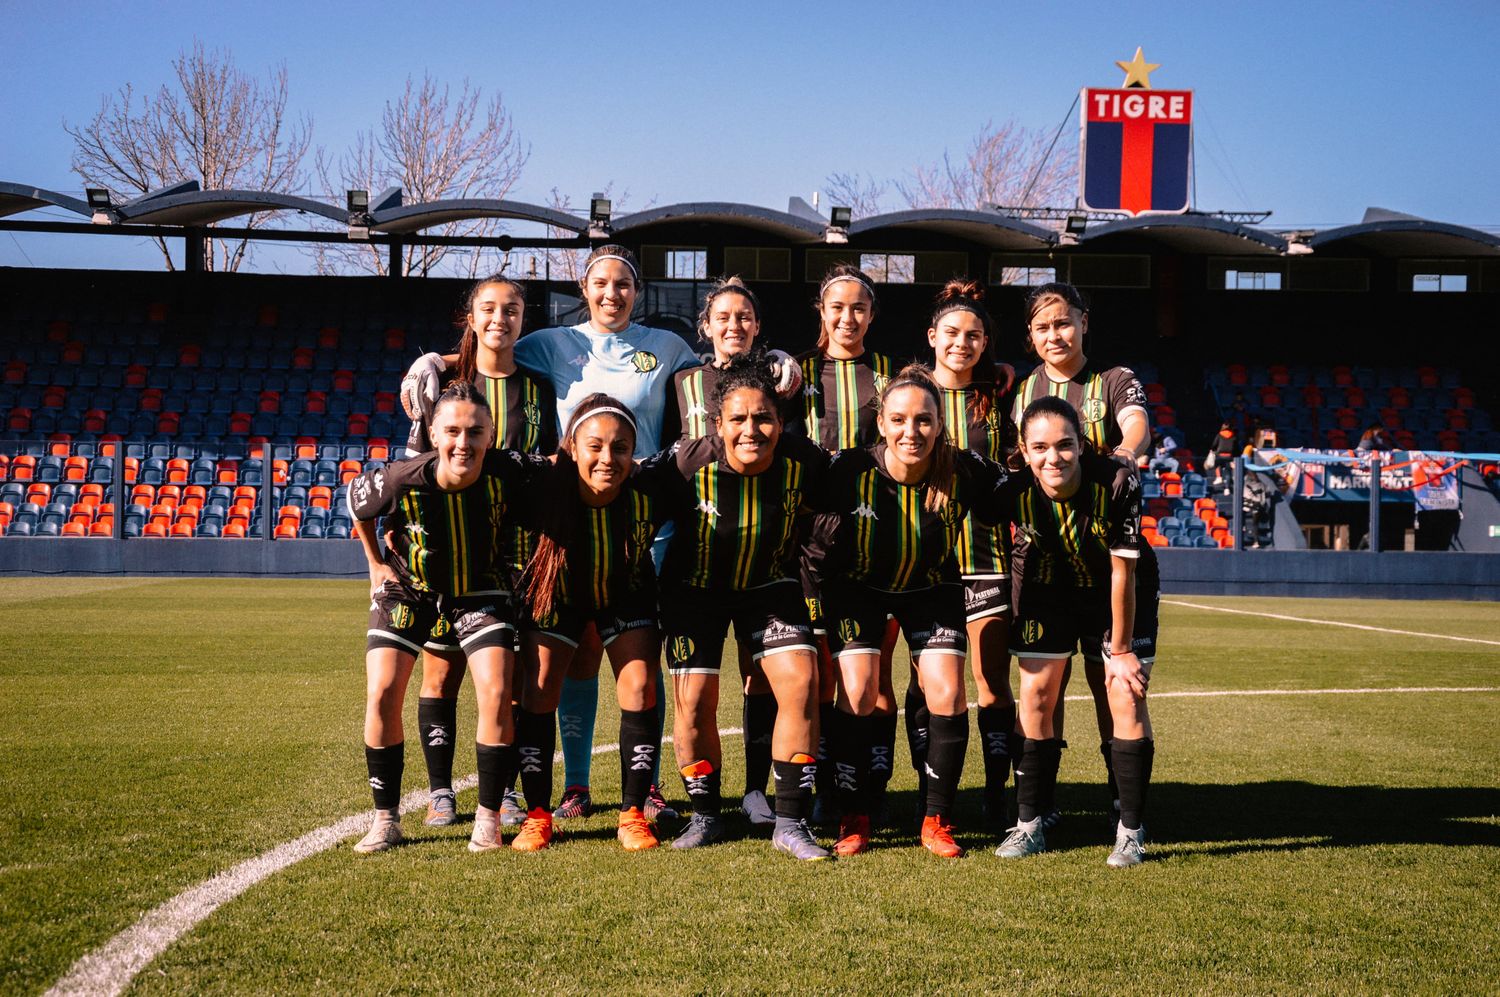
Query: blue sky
3,0,1497,269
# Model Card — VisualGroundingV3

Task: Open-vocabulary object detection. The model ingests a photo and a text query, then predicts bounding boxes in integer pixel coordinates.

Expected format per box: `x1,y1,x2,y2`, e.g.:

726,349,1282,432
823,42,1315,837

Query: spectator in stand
1356,423,1392,453
1147,427,1180,475
1206,422,1238,488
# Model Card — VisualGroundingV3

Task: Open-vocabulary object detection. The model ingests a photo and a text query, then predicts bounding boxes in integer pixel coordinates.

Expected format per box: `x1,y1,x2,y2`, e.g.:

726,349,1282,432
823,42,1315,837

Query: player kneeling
348,381,540,854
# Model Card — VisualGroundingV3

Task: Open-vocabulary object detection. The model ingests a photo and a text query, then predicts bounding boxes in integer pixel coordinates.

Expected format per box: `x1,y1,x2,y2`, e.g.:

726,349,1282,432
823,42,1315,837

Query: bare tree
66,42,311,271
823,171,891,219
315,74,529,277
896,119,1077,212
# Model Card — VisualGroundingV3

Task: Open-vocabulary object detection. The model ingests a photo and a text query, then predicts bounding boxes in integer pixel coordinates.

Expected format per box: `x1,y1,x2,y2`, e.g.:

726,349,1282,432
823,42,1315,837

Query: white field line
44,731,721,997
1162,599,1500,647
44,677,1499,996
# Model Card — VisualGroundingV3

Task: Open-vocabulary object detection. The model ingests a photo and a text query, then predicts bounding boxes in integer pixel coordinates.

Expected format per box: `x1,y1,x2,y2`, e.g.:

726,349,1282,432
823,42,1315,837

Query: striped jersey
998,453,1142,589
347,449,542,596
942,381,1014,577
401,367,555,579
670,363,723,441
636,433,828,592
1010,363,1148,452
815,444,1008,592
792,350,896,452
535,484,664,616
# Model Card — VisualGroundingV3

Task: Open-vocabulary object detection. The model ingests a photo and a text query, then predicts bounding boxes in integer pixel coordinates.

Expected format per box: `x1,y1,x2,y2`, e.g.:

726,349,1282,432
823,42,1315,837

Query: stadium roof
850,209,1053,250
114,189,348,226
0,182,90,220
1080,214,1288,255
371,198,586,234
612,202,827,241
1306,208,1500,257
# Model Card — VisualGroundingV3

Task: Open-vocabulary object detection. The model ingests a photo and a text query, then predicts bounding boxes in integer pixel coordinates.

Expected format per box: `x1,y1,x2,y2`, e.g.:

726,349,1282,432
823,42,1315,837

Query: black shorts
1009,576,1159,665
962,575,1011,622
822,581,967,660
661,581,816,675
525,593,657,648
368,581,517,656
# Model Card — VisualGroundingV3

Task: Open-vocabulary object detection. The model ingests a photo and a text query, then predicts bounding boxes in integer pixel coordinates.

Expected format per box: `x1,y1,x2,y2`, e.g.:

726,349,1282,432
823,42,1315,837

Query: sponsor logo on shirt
756,620,807,644
698,499,720,519
1014,523,1042,545
568,354,588,368
853,502,879,520
686,402,708,421
630,350,659,373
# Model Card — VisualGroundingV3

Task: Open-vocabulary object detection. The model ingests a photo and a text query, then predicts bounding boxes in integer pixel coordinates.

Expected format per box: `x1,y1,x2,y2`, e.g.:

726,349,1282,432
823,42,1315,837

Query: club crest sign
1080,49,1192,217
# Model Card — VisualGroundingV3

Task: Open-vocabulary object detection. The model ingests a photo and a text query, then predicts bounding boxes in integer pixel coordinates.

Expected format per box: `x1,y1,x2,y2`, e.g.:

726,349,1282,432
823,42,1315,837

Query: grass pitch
1,579,1497,994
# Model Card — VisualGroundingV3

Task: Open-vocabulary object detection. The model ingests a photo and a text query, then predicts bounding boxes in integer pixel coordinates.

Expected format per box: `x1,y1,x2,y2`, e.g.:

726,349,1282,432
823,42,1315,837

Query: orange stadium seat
308,486,332,509
366,439,389,461
317,326,340,349
65,456,88,481
271,460,289,485
304,391,327,414
1148,534,1168,548
217,460,239,484
62,521,86,537
166,459,190,484
339,459,361,484
274,523,298,539
124,364,148,387
295,437,317,460
384,328,405,350
332,369,355,391
90,520,114,537
222,522,247,538
143,521,168,538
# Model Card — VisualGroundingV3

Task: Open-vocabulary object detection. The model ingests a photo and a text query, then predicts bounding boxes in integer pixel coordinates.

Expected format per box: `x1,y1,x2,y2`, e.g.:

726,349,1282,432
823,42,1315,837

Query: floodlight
1065,214,1088,236
829,206,852,228
346,189,372,241
347,189,369,214
589,193,612,239
86,187,117,224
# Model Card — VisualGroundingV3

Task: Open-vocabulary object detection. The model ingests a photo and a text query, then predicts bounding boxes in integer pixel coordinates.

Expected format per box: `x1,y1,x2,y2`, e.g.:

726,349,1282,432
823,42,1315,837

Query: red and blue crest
1080,88,1193,216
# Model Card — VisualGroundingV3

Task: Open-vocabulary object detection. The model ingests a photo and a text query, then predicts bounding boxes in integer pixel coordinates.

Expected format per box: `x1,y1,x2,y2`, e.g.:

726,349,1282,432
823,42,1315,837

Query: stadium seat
274,522,299,539
62,521,86,537
90,519,113,537
222,522,247,538
9,519,35,536
142,521,168,538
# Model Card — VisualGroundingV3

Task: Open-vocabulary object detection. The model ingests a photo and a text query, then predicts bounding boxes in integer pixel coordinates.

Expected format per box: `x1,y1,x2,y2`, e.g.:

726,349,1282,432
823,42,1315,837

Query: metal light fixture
825,204,852,244
589,193,612,239
347,189,371,240
1065,214,1088,236
86,187,116,224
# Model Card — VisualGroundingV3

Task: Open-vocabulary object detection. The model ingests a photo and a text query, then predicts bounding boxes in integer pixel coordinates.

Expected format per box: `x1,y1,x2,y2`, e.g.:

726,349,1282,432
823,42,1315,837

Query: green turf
1,581,1496,994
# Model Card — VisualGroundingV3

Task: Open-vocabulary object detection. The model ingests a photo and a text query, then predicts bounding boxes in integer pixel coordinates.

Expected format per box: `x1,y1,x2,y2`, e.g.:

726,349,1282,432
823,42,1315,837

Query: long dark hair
522,393,638,619
878,363,954,513
453,274,527,383
813,263,877,353
930,277,999,420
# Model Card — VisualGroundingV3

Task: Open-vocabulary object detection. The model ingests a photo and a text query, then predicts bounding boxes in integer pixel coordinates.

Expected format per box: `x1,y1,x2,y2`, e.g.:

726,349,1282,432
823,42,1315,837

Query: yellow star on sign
1116,47,1160,89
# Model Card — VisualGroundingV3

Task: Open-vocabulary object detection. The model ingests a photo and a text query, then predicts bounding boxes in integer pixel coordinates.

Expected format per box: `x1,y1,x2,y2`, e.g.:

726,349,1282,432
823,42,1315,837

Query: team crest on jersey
630,350,659,373
782,488,802,516
873,372,891,393
430,616,452,638
938,499,964,528
392,604,414,629
1020,619,1044,643
670,635,695,663
524,400,541,426
632,520,655,551
1081,398,1108,423
837,619,861,642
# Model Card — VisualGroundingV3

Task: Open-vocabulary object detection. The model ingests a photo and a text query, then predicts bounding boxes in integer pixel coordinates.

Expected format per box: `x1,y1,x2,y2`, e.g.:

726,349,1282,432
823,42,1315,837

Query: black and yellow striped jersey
405,367,558,457
670,362,723,442
814,443,1008,593
347,449,543,596
400,367,556,578
791,350,896,452
636,433,828,592
999,453,1142,589
942,382,1015,577
538,483,665,615
1010,362,1148,453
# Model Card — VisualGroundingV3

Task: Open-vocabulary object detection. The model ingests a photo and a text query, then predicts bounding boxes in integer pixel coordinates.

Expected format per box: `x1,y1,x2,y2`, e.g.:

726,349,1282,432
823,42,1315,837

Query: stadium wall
0,541,1496,599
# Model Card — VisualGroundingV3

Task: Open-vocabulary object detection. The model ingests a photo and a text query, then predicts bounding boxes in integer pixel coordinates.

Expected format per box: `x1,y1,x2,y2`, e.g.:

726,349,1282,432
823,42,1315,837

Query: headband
583,254,640,283
819,272,874,298
572,405,637,435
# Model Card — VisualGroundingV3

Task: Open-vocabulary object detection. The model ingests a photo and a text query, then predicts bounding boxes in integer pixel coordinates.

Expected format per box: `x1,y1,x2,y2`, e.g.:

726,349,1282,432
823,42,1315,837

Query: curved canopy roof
0,182,90,220
851,209,1054,250
372,198,586,234
612,202,826,241
1080,214,1287,255
116,189,348,226
1306,218,1500,257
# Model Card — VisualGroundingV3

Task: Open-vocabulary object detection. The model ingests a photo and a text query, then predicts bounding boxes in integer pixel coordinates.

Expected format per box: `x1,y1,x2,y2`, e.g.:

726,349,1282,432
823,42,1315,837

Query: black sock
1111,737,1155,831
834,711,873,817
1041,738,1067,814
1100,740,1118,803
978,704,1017,805
506,703,523,793
475,742,516,813
516,708,555,813
815,701,838,800
904,686,931,815
418,696,457,792
618,707,657,812
364,742,404,811
679,759,722,816
742,692,777,796
772,755,817,820
870,711,898,795
1016,738,1063,823
924,712,969,817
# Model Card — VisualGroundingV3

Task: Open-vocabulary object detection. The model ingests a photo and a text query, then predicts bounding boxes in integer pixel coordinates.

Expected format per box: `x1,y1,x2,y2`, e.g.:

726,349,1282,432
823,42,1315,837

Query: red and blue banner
1080,88,1193,216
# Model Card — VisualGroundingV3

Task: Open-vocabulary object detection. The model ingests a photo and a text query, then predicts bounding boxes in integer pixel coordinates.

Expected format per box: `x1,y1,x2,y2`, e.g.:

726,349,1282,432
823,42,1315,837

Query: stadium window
990,253,1059,286
723,246,791,281
860,253,916,284
640,245,708,280
1411,273,1467,293
1225,269,1282,291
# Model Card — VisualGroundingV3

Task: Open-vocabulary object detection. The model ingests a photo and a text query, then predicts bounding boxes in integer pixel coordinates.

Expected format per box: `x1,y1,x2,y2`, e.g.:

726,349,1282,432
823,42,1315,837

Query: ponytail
930,277,998,421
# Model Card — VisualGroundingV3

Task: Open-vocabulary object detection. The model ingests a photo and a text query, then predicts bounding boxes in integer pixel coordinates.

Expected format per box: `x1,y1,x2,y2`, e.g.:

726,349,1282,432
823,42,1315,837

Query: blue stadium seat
1168,534,1194,547
326,521,350,539
1194,535,1219,548
197,521,222,538
190,459,214,486
284,485,308,506
147,442,171,460
140,459,166,485
1157,517,1182,536
208,485,232,505
1,484,24,505
37,456,63,483
289,460,314,487
313,460,338,487
122,519,142,538
37,519,61,536
318,443,342,462
8,519,35,536
1141,477,1161,499
241,459,263,486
